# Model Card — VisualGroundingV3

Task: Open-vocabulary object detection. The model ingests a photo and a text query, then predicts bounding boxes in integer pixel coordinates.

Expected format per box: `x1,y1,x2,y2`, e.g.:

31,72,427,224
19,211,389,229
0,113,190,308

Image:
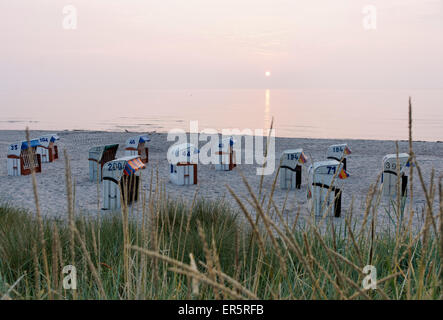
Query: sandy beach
0,129,441,231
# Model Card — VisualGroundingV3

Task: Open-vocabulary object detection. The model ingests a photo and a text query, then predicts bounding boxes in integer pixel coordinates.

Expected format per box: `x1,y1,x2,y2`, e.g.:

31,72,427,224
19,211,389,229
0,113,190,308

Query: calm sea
1,89,442,141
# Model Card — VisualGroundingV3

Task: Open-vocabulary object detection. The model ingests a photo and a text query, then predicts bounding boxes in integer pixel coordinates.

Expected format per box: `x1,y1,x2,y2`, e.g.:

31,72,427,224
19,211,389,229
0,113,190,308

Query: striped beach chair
7,140,42,176
102,155,146,210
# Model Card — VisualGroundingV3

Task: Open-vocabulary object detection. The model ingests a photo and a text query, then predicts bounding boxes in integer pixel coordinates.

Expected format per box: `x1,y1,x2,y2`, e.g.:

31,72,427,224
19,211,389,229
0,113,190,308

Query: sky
0,0,442,91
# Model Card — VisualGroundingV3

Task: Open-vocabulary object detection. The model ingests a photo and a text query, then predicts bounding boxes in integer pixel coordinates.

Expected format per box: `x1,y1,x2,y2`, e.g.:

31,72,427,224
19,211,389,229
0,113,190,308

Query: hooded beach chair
279,149,307,189
168,143,199,185
124,134,150,164
307,160,349,218
7,140,42,176
102,155,146,210
215,136,236,171
381,153,410,199
326,144,352,171
88,144,119,182
36,134,60,163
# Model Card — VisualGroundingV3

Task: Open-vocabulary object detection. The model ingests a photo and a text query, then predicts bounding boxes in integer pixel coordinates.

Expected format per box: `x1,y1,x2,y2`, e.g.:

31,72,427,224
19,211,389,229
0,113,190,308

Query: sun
265,71,271,77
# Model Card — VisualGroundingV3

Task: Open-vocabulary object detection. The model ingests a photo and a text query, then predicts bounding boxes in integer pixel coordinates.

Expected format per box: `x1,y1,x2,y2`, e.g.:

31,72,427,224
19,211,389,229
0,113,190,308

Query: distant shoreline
1,128,441,144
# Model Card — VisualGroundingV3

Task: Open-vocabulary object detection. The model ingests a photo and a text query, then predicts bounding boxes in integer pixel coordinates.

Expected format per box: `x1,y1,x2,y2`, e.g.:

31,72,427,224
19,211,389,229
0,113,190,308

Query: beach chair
168,143,199,185
124,134,150,164
215,137,236,171
279,149,307,189
88,144,119,182
36,134,60,163
7,140,42,176
102,155,145,210
307,160,349,218
381,153,410,199
326,144,352,171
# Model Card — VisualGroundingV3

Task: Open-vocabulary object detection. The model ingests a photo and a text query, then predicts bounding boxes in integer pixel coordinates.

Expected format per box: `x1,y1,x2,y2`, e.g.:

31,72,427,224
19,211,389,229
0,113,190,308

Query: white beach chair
102,155,145,210
326,144,352,171
124,134,150,164
215,137,236,171
381,153,410,200
168,143,199,185
279,149,307,190
88,144,119,182
36,134,60,163
307,160,349,218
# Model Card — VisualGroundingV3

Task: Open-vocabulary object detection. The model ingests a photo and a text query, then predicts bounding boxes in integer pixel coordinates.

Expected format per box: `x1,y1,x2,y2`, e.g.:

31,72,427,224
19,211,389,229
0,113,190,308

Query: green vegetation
0,176,441,300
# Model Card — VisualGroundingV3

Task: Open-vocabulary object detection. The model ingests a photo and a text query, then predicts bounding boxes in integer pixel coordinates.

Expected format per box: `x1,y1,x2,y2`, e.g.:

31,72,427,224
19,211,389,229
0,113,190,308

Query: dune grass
0,185,440,300
0,163,441,300
0,199,247,299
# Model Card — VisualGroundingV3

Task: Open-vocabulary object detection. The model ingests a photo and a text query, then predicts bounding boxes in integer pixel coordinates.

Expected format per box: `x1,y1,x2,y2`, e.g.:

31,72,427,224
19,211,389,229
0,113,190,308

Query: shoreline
0,128,441,144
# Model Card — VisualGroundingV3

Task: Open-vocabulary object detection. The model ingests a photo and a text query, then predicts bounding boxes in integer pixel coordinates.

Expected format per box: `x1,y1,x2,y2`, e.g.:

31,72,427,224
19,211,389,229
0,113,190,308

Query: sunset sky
1,0,442,91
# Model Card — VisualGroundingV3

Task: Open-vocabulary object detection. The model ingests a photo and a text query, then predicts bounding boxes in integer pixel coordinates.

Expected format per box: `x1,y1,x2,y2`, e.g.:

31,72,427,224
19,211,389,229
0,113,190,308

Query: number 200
107,162,123,171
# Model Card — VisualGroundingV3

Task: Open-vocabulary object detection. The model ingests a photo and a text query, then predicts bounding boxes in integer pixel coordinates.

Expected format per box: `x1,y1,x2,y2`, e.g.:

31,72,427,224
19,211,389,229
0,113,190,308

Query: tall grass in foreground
0,99,441,300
